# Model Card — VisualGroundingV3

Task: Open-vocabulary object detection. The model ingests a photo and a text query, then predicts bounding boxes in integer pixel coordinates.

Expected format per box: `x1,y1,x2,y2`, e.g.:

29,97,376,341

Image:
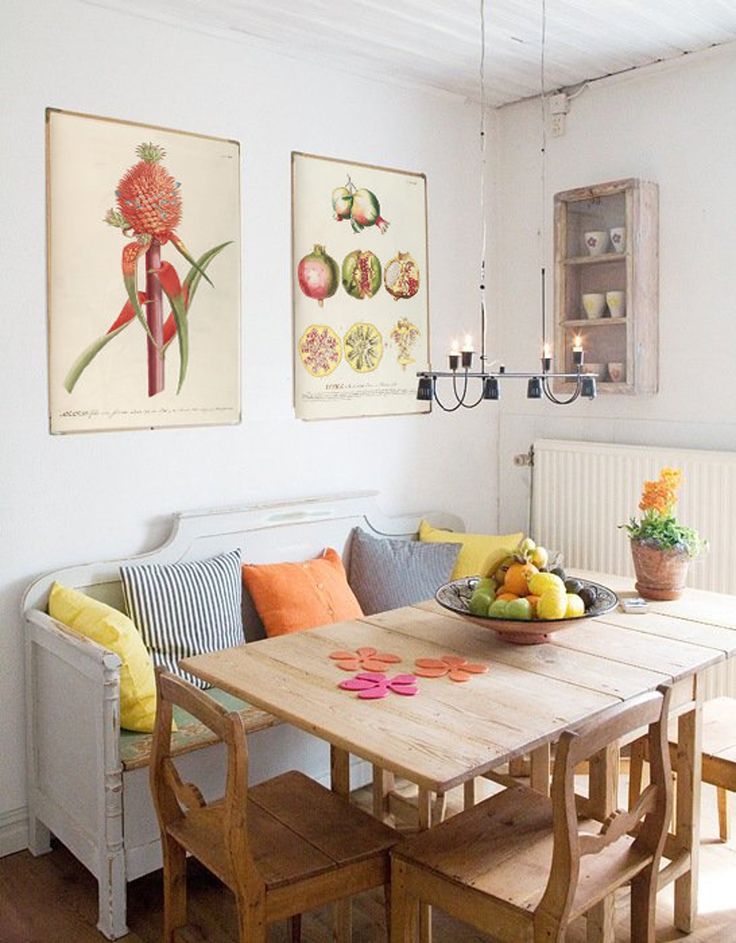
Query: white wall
0,0,495,845
491,45,736,533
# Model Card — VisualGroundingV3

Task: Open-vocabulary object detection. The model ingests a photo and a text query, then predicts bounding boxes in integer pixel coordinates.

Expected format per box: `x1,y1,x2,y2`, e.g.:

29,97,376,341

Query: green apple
506,597,533,621
475,577,497,594
469,590,493,616
488,599,509,618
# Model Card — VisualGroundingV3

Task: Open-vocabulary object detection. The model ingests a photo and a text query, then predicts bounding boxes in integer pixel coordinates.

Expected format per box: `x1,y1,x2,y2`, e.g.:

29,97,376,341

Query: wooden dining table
181,569,736,942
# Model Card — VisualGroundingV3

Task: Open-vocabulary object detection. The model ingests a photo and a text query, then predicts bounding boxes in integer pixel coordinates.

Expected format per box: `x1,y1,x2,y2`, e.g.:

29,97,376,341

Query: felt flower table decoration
338,672,418,699
329,647,402,672
414,655,489,682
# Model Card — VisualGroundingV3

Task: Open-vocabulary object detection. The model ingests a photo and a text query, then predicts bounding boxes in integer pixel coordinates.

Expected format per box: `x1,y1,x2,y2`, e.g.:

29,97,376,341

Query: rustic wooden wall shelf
554,178,659,395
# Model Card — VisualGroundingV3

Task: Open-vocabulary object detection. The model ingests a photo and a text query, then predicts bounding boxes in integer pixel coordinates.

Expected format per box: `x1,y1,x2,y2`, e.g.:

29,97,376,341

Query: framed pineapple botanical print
47,109,241,433
292,152,430,420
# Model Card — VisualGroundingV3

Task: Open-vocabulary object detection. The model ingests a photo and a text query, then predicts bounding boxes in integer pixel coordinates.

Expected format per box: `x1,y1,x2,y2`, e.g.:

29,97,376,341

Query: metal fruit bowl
435,577,618,645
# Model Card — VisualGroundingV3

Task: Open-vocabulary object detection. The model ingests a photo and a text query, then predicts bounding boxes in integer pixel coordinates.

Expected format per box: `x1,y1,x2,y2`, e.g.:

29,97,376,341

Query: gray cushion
348,527,460,616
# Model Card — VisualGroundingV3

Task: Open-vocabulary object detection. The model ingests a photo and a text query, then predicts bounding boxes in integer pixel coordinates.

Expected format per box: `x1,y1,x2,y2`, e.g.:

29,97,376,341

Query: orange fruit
503,562,538,597
497,592,519,602
527,594,540,616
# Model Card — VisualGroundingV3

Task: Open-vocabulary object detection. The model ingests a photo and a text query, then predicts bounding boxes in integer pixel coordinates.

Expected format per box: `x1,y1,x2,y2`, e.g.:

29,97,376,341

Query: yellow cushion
48,583,158,733
419,521,523,580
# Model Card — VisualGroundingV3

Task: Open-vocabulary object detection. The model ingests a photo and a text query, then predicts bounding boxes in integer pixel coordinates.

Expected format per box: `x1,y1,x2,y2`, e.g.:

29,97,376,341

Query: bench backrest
23,491,464,641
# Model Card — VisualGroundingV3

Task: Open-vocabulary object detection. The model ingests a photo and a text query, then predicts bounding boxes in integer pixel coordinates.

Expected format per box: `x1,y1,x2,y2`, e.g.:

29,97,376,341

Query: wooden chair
150,669,398,942
629,695,736,843
391,685,673,943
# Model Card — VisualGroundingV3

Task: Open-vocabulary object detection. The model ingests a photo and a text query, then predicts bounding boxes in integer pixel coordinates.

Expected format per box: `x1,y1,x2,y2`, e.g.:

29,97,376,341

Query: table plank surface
182,612,619,792
181,578,727,793
379,602,670,700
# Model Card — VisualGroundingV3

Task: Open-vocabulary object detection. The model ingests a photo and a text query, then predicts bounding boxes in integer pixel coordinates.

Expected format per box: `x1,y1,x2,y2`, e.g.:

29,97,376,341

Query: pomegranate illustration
331,175,390,234
349,189,390,234
384,251,420,300
297,244,339,307
342,250,381,300
331,186,352,221
298,324,342,376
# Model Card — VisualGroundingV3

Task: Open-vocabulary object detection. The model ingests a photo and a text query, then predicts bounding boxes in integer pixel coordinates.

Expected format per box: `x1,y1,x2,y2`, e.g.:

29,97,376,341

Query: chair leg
234,892,267,943
630,866,658,943
533,913,565,942
289,913,302,942
391,859,418,942
628,737,645,810
162,835,187,943
717,787,729,842
383,882,391,940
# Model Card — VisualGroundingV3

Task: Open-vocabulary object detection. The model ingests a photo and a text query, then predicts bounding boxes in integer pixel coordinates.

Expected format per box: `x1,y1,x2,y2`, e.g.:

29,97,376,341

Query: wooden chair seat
394,783,652,925
170,771,396,893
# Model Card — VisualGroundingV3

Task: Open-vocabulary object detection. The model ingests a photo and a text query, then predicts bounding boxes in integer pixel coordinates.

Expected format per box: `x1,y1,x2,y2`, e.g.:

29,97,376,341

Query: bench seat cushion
120,688,279,771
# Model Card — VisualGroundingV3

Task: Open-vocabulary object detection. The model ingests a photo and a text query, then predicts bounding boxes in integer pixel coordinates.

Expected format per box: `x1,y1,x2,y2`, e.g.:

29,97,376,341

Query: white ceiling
87,0,736,105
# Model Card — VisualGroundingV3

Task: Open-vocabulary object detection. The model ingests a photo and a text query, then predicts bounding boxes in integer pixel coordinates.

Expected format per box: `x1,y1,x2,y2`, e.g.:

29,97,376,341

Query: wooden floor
1,780,734,942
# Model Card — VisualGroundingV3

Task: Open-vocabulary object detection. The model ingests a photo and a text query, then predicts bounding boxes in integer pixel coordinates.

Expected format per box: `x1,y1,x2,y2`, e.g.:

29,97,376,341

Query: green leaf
124,273,157,345
158,278,189,393
170,234,214,287
162,242,232,354
63,323,128,393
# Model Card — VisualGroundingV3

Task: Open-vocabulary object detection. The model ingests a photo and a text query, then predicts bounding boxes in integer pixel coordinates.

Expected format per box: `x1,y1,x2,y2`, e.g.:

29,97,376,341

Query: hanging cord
539,0,547,354
479,0,487,366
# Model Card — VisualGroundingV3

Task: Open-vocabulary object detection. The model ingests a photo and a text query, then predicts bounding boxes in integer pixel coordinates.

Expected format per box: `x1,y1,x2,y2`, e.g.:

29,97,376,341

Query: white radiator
531,439,736,596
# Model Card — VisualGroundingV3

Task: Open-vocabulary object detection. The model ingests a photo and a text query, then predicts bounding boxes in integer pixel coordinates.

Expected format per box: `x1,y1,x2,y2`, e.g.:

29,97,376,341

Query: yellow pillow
48,583,158,733
419,520,523,580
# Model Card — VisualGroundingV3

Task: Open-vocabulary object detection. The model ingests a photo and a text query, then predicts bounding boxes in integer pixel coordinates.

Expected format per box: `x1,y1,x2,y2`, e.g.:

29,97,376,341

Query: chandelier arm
431,386,468,412
541,374,581,405
460,384,487,409
452,370,470,404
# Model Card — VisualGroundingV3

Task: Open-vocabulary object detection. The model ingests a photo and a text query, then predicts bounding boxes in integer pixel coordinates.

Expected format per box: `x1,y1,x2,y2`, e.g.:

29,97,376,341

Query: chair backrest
150,669,257,886
537,684,672,926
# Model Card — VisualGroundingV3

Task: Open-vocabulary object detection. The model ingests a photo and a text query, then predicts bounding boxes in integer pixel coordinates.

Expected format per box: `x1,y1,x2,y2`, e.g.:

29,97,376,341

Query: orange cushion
242,549,363,637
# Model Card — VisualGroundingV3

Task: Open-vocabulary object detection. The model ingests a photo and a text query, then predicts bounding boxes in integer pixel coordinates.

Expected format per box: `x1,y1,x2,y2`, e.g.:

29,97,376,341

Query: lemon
537,588,567,620
528,572,565,596
531,545,549,569
565,593,586,618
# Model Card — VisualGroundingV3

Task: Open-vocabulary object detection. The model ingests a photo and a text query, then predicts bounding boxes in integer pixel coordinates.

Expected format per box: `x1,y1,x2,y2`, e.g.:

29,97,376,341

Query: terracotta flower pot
630,540,690,600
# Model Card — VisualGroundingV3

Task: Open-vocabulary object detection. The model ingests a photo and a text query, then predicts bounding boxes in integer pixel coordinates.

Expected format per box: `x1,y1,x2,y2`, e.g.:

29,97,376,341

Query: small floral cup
609,227,626,253
584,230,609,256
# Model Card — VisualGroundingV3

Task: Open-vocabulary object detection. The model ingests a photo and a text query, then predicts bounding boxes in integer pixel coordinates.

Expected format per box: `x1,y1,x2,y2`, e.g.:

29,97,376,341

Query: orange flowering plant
622,468,705,558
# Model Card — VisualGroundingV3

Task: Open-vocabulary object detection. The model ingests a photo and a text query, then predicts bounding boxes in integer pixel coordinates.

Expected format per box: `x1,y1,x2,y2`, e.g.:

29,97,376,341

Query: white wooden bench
22,491,462,939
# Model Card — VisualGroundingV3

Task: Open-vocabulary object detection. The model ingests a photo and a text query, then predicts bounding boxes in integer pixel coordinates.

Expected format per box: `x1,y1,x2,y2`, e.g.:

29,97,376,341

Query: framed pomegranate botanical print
292,152,429,420
47,109,241,433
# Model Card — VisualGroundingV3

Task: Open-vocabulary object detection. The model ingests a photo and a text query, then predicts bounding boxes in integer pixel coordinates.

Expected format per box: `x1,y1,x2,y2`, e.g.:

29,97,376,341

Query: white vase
582,292,606,319
606,290,626,318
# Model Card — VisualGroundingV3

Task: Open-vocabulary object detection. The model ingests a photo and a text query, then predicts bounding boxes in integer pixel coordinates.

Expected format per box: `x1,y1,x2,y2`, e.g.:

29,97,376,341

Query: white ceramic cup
609,227,626,253
608,362,625,383
582,292,606,319
606,290,626,318
584,230,609,256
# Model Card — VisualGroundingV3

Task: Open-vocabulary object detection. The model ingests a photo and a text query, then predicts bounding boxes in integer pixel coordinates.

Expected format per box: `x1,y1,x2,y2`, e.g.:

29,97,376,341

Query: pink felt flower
329,646,402,672
414,655,489,683
338,672,418,699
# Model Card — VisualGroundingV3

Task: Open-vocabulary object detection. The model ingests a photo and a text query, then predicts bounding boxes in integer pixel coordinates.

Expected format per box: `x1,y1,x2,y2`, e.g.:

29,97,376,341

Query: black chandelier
417,0,596,409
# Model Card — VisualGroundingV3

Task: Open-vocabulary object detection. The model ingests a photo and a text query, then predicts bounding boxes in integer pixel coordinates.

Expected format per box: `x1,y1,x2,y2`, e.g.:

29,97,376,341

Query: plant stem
145,239,164,396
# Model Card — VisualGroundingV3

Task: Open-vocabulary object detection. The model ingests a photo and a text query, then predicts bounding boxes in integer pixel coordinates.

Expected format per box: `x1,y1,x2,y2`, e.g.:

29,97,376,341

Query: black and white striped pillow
120,549,243,688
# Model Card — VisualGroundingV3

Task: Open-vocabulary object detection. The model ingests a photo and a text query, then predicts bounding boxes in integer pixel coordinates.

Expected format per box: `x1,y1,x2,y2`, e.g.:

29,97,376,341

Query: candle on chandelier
448,339,460,371
572,334,584,367
542,343,552,372
461,334,474,368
